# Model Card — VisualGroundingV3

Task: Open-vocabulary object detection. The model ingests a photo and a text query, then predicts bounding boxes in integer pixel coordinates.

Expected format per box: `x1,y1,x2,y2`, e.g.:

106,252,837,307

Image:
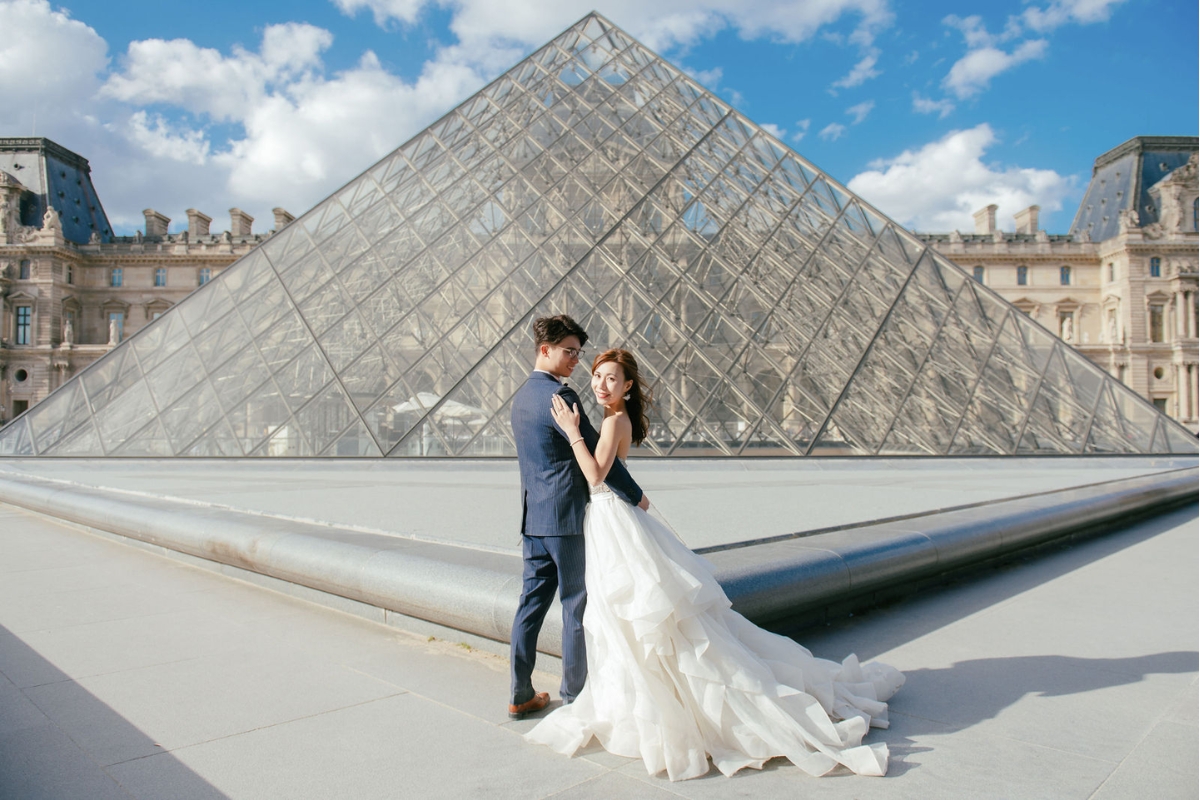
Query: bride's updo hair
591,349,653,446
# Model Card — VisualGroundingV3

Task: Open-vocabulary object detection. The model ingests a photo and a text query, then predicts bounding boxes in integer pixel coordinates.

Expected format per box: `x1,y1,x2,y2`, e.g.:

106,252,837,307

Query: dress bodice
589,458,627,495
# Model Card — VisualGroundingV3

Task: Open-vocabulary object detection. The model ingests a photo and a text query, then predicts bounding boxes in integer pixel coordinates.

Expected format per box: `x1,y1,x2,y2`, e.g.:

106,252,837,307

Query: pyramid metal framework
1,14,1196,458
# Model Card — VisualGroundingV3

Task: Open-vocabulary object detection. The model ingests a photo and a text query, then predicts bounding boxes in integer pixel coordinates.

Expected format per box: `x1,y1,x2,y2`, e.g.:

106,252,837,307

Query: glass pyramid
1,13,1195,458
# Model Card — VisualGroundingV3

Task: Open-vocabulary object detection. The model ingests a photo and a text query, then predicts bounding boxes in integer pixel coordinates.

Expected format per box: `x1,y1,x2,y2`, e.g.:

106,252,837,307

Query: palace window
1107,263,1115,282
110,267,123,287
15,305,32,345
1016,266,1028,286
198,267,211,286
1150,257,1161,277
972,266,985,284
1149,305,1164,342
1060,266,1071,286
155,267,167,287
66,264,73,284
18,260,30,280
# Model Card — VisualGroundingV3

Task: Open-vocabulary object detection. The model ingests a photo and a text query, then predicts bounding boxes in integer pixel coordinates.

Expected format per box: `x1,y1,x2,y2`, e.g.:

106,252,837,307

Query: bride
524,348,904,781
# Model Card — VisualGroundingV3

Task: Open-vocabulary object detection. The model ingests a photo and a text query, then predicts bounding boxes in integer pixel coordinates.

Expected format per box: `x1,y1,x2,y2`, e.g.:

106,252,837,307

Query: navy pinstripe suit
509,371,643,705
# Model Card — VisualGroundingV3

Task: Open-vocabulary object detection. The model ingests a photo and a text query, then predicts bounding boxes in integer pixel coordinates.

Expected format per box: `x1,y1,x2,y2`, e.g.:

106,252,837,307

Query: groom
508,314,648,719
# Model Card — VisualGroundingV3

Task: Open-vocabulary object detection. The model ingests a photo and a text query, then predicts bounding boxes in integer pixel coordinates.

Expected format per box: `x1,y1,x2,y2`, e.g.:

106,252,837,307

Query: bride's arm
550,395,628,485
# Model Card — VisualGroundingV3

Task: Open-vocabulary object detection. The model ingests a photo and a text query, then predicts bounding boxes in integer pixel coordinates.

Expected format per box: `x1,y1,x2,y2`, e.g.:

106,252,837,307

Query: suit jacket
511,371,643,537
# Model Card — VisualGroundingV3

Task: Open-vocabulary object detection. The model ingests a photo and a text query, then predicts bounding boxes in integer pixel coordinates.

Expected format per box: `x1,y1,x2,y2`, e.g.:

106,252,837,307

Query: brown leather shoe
508,691,550,719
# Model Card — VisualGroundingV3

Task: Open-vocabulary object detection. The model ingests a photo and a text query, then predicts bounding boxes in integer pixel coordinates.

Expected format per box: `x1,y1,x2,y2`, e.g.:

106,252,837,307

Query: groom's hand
637,494,650,511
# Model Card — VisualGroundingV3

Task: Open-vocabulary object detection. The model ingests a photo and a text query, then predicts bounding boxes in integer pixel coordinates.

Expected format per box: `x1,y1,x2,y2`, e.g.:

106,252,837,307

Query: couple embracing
507,315,904,782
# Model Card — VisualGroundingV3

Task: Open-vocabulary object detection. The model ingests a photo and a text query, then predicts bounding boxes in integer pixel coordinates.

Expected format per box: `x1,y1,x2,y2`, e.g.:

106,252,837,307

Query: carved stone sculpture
108,318,120,345
62,318,73,346
1060,316,1074,343
1148,153,1198,235
1118,207,1140,233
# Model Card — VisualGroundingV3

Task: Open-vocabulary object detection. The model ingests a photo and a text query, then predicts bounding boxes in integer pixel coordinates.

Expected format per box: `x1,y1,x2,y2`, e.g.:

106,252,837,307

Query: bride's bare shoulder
601,412,633,438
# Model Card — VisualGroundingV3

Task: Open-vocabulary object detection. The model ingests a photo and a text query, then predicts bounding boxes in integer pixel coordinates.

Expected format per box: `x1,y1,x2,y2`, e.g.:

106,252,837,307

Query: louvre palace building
0,14,1196,458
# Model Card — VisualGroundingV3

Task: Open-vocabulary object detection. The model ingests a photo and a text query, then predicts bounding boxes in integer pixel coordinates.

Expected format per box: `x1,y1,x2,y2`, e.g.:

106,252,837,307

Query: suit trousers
510,533,587,705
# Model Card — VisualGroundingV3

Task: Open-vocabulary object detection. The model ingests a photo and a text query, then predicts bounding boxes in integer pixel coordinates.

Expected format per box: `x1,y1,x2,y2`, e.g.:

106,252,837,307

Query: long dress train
524,486,904,781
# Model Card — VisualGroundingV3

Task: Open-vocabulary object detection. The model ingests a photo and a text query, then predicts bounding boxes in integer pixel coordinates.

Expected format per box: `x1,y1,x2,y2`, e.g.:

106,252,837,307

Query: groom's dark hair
533,315,588,348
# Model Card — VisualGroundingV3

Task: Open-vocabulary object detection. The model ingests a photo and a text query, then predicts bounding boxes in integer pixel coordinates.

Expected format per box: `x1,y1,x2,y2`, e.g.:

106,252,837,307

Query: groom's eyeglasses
557,346,586,360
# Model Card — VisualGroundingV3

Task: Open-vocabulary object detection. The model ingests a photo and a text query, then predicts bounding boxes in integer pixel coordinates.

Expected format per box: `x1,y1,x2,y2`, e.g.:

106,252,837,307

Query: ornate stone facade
0,138,290,424
919,139,1199,431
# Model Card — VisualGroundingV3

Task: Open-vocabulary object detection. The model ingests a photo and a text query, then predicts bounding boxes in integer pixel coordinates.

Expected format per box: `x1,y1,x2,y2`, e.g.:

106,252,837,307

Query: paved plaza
1,493,1196,799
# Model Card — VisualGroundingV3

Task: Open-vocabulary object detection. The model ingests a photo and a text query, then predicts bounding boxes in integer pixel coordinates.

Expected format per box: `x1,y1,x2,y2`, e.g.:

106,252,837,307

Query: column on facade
1191,364,1198,420
1189,291,1198,339
1176,292,1187,339
1179,364,1189,419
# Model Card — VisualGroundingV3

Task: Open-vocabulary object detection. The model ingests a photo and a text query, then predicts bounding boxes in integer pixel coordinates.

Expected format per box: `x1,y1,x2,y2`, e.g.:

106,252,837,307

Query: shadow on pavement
790,504,1198,662
0,623,228,800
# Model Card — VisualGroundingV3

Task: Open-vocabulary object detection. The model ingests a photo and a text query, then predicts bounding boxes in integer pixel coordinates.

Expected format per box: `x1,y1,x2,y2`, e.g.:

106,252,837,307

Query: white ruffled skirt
524,492,904,781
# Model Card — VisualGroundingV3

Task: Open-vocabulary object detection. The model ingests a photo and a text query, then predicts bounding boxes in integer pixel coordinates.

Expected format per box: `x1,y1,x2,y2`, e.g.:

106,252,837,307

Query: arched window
972,266,985,284
1016,266,1028,286
18,260,30,280
1150,257,1161,278
1060,266,1071,286
110,267,123,287
154,267,167,287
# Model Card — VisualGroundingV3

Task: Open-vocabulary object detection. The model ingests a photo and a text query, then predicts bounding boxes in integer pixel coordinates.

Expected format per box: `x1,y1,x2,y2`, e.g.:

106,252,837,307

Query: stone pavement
0,500,1196,799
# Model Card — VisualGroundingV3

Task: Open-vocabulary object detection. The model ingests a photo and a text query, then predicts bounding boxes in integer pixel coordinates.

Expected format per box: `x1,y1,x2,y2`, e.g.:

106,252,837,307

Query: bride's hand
550,394,581,437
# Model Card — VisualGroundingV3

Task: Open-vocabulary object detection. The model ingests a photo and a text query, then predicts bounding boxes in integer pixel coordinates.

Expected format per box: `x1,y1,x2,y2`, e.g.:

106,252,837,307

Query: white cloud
942,39,1047,99
846,99,874,124
334,0,895,56
830,51,880,89
1022,0,1128,31
791,119,811,143
912,92,954,118
102,23,333,121
126,112,210,165
819,122,846,141
331,0,426,28
759,123,786,139
0,0,108,134
686,66,724,89
847,124,1074,231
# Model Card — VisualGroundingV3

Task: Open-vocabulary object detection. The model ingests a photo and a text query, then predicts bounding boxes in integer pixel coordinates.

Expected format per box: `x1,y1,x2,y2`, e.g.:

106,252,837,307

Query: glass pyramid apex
1,12,1195,457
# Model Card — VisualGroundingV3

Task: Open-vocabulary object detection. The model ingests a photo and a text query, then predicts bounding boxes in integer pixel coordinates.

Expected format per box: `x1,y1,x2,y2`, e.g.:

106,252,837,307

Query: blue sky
2,0,1195,235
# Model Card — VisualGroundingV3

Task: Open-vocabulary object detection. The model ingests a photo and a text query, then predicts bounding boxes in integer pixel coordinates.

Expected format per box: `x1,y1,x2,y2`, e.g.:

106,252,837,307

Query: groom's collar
532,369,564,385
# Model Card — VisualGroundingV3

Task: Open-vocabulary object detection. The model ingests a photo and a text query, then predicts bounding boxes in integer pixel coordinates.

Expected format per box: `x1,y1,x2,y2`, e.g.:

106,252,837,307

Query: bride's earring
623,393,631,401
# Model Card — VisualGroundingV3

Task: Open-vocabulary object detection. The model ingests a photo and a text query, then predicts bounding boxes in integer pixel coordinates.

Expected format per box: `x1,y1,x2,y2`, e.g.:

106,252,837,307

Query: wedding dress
525,478,904,781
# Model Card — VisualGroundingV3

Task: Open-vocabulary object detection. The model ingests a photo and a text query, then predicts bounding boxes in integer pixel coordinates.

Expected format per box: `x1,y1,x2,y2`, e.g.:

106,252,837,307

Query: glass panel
133,310,190,374
209,346,272,409
296,382,360,456
323,419,384,457
160,380,224,454
26,382,89,454
0,417,32,456
182,418,244,456
81,345,142,415
112,418,173,457
94,381,157,453
228,381,292,454
52,418,104,456
144,343,205,411
274,345,335,413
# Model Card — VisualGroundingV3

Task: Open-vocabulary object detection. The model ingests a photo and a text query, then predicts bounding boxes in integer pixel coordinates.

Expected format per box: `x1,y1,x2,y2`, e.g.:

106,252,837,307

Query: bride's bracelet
568,436,584,447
